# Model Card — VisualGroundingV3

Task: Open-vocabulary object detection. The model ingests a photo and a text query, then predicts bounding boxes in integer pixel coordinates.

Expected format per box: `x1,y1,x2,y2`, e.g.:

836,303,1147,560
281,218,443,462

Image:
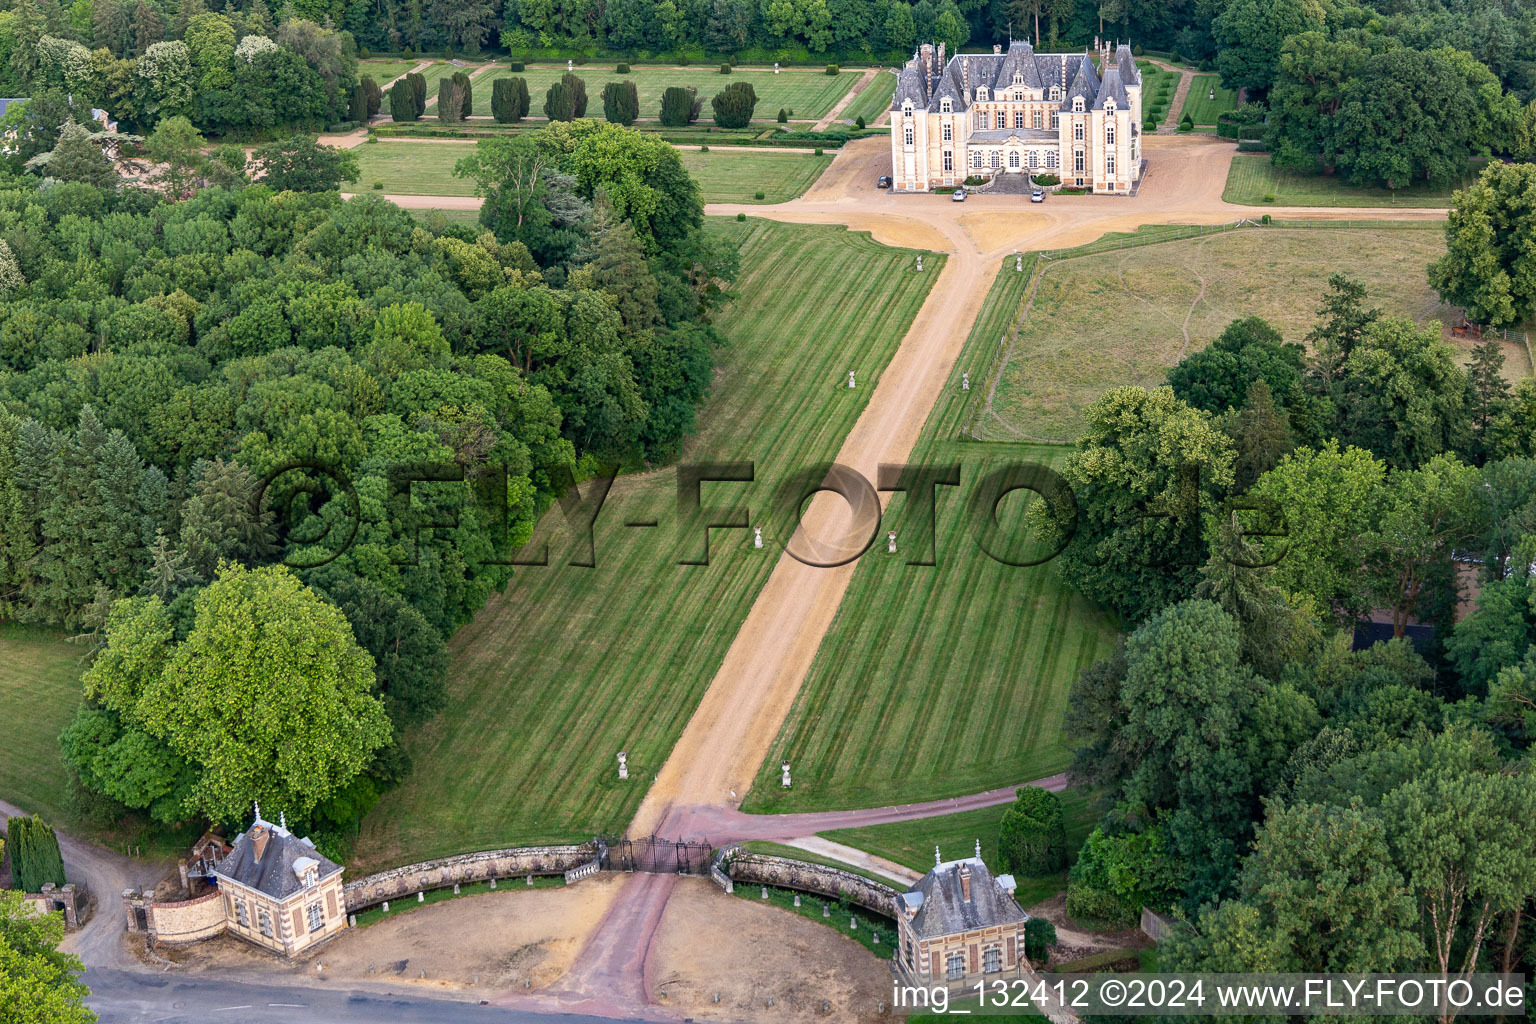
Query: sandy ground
649,878,891,1024
173,875,626,995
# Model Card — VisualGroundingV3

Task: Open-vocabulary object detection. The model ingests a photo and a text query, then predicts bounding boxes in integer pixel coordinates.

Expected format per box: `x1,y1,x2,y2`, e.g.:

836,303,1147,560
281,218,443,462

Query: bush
9,815,65,894
1024,917,1057,963
617,62,630,73
373,181,383,189
360,76,382,118
1260,213,1272,223
660,85,699,126
825,64,839,75
437,77,466,123
1169,50,1182,63
508,60,525,72
388,80,419,122
602,80,640,125
700,144,709,151
1132,44,1143,56
855,115,865,129
1032,172,1060,185
777,108,788,122
711,81,758,128
492,77,530,123
1064,881,1137,927
349,83,368,123
1144,120,1157,132
736,212,746,221
544,72,588,121
453,70,473,119
814,147,823,155
408,72,427,117
999,787,1068,876
754,190,764,199
720,62,732,73
1178,113,1193,132
1263,191,1276,202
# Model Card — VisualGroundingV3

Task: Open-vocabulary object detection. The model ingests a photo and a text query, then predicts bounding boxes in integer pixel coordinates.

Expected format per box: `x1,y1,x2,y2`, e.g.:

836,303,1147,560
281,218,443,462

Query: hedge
7,815,65,894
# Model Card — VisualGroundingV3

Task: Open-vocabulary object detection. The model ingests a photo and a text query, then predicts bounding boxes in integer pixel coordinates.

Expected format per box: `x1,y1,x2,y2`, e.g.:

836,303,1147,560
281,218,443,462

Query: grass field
469,63,859,120
352,140,833,204
819,786,1100,905
839,71,897,126
1223,153,1484,207
351,218,944,871
358,58,420,85
980,227,1457,442
1179,74,1236,125
352,140,478,195
0,624,86,823
679,149,832,203
1137,62,1178,125
742,258,1121,816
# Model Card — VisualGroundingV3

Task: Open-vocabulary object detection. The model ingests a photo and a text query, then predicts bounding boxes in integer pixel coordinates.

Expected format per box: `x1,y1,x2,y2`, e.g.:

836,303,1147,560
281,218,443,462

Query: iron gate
599,835,712,875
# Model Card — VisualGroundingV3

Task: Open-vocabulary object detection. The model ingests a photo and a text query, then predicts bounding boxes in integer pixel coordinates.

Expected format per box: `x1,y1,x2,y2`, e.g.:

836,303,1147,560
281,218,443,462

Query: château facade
890,40,1144,195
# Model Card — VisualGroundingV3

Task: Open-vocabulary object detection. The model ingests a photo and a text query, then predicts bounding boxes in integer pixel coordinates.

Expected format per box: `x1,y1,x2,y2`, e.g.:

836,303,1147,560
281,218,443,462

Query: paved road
85,969,630,1024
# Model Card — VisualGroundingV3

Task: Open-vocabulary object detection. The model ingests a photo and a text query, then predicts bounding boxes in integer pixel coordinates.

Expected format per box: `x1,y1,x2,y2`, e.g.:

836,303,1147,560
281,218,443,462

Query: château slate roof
891,40,1140,114
213,815,342,902
897,855,1028,940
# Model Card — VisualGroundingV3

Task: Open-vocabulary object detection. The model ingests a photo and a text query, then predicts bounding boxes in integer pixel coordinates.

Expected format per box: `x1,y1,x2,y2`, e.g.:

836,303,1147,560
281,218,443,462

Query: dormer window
976,87,987,101
1049,86,1061,101
1012,73,1022,85
902,100,913,117
1105,99,1115,113
940,98,952,113
1073,96,1084,112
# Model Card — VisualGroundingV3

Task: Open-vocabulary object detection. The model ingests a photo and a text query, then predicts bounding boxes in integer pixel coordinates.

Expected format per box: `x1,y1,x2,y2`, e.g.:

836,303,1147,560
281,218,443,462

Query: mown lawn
357,58,420,85
1136,61,1179,125
1179,74,1236,125
470,63,858,119
742,258,1121,816
839,70,898,125
981,226,1454,442
353,141,832,204
0,624,86,823
351,218,944,872
819,787,1101,906
351,140,479,195
1223,152,1483,207
679,149,832,203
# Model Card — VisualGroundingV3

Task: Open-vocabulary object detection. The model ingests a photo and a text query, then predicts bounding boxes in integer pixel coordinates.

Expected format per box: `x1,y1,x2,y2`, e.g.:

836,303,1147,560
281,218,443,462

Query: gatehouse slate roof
213,816,342,902
897,855,1028,940
891,41,1140,115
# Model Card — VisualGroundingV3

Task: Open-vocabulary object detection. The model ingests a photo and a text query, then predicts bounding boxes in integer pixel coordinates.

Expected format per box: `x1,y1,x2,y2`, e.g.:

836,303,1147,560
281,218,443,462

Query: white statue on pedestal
774,62,781,74
887,530,897,554
567,59,574,71
753,526,763,549
617,752,628,780
961,372,970,391
915,254,923,272
847,370,856,389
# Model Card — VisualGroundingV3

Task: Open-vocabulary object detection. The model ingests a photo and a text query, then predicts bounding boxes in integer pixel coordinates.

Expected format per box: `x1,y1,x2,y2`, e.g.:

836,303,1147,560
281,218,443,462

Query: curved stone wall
342,843,597,911
719,848,898,918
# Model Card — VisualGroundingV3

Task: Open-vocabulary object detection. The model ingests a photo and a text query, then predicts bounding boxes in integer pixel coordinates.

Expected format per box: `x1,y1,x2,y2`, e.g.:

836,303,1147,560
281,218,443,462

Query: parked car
952,188,967,202
1031,190,1045,203
876,175,892,189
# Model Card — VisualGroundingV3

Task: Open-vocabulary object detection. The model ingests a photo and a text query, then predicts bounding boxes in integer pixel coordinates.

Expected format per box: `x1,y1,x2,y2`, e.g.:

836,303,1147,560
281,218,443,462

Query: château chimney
251,825,269,864
936,42,946,80
962,56,970,101
959,864,973,902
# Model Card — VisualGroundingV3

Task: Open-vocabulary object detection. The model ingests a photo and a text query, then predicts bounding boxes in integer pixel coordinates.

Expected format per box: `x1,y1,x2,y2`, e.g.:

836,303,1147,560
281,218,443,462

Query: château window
995,111,1004,129
1049,86,1061,101
1107,123,1115,145
985,947,1002,973
258,909,273,938
1029,151,1038,168
977,87,988,101
1073,122,1083,141
904,126,913,146
942,123,952,142
1074,149,1084,173
905,942,914,969
947,953,965,980
1050,111,1059,129
1073,96,1084,112
990,150,1000,168
1013,73,1023,86
1033,110,1042,130
307,902,324,932
234,899,249,928
941,98,952,113
1014,111,1024,129
1009,150,1019,168
942,150,953,171
1108,154,1116,176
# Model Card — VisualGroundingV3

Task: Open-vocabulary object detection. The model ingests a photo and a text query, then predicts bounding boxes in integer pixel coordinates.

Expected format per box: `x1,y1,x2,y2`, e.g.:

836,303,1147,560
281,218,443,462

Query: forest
0,117,734,852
